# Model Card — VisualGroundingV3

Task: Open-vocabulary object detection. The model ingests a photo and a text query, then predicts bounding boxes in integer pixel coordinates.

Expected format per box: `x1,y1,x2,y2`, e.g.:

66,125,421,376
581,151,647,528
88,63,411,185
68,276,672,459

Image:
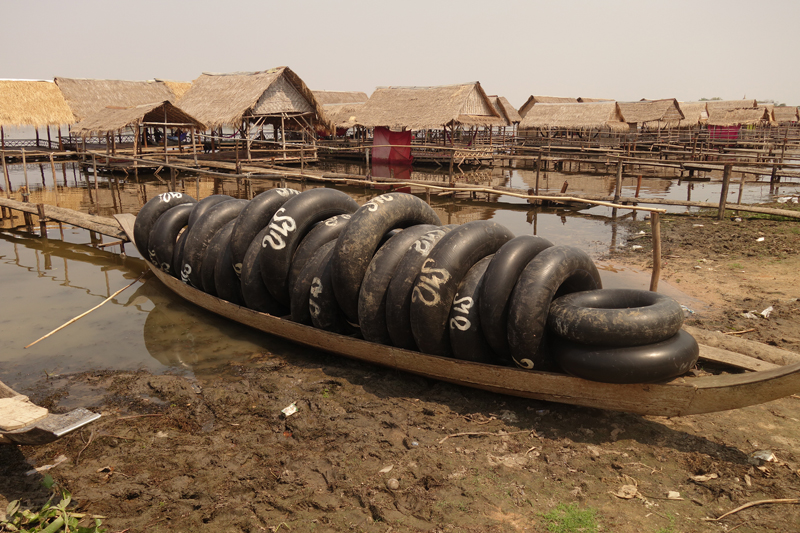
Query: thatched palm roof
618,99,684,126
312,90,369,105
706,107,771,127
675,102,709,128
70,101,205,135
519,102,628,132
519,96,578,117
705,99,757,113
354,82,504,130
773,106,799,123
577,97,614,102
55,77,176,122
0,79,75,127
157,80,192,101
489,96,522,125
177,67,330,130
321,102,364,132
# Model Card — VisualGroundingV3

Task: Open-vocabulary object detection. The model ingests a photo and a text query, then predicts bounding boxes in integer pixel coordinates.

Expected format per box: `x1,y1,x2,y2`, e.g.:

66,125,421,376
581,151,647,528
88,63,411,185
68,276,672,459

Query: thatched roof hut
618,99,684,127
706,107,772,127
519,102,628,132
675,102,709,128
489,96,522,126
177,67,330,131
577,97,614,103
518,96,578,118
312,90,369,105
157,80,192,101
311,91,369,134
0,79,75,127
705,99,757,114
773,106,799,124
55,77,176,122
70,101,205,136
354,82,504,131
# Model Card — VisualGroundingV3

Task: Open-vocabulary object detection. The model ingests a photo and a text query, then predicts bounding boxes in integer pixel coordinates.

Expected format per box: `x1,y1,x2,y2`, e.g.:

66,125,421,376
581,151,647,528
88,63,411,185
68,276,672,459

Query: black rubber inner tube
229,188,299,277
148,203,194,274
552,330,700,384
181,199,247,288
358,225,439,345
507,246,602,371
214,238,244,306
309,243,355,335
287,213,351,296
547,289,685,347
133,192,196,259
260,188,359,307
290,240,337,325
187,194,234,228
448,255,496,363
171,228,189,279
239,225,289,316
410,220,514,357
385,226,453,351
331,193,441,324
479,235,554,361
200,220,236,296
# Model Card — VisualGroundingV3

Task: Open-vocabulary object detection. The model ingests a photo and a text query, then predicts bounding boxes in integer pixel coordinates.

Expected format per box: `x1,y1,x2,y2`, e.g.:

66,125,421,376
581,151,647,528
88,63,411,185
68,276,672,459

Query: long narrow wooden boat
115,214,800,417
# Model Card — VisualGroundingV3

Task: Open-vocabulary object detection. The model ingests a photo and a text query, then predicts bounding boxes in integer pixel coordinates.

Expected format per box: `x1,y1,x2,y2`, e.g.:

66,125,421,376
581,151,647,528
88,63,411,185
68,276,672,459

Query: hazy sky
3,0,798,108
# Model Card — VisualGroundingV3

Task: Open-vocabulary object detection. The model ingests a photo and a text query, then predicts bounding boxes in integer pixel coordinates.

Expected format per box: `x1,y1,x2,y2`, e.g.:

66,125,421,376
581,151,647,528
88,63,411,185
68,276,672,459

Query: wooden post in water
613,157,623,202
35,127,40,147
1,151,10,198
49,154,59,207
22,148,30,194
36,203,47,237
92,154,99,204
57,126,63,151
649,212,662,292
190,126,198,166
718,164,732,220
635,175,642,198
46,126,52,149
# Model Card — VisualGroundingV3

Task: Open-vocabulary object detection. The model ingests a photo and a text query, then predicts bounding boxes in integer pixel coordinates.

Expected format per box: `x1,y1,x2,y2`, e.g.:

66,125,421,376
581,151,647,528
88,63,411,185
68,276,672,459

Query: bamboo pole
614,157,623,202
649,212,661,292
25,272,146,349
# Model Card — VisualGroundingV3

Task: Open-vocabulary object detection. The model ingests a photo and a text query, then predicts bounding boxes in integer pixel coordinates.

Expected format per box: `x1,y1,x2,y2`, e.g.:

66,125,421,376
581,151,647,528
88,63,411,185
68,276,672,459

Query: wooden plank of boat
0,380,101,446
114,214,800,417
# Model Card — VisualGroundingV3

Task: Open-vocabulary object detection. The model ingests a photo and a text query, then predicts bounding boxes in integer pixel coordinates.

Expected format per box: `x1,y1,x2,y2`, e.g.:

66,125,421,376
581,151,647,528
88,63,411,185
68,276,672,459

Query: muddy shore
2,206,799,533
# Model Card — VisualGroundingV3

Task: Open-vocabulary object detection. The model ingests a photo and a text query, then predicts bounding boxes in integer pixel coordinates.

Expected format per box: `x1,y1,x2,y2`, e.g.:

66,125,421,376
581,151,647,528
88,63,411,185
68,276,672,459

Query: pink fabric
709,125,741,141
372,127,413,164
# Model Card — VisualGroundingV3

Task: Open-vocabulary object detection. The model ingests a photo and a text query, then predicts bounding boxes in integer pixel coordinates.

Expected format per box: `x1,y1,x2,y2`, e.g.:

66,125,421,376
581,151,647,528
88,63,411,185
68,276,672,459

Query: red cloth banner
372,127,413,164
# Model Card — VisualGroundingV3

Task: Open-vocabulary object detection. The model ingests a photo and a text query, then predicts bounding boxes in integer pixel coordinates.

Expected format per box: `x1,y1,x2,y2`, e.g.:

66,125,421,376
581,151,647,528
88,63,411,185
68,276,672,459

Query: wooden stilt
649,212,662,292
718,164,732,220
49,154,59,207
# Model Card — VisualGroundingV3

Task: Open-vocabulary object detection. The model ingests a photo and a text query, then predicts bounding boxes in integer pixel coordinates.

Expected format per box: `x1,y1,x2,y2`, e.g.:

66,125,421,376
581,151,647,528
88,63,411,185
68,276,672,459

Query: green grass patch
542,503,598,533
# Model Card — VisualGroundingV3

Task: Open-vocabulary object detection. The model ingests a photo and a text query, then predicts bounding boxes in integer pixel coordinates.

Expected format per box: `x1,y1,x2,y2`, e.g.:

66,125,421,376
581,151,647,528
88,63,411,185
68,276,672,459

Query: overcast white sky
2,0,798,108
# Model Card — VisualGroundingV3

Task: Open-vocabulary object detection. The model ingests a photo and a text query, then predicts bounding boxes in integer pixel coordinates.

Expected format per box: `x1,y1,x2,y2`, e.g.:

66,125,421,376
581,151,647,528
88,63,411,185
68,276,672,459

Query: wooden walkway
0,197,128,240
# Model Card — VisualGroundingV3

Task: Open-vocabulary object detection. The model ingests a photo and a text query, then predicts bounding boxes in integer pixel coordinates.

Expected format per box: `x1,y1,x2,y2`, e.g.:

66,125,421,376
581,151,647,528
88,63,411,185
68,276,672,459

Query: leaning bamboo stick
24,272,146,349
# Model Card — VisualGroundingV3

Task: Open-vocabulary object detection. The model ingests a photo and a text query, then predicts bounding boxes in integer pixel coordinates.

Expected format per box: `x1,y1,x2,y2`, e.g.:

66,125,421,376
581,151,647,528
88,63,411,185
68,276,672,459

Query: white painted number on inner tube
148,249,157,262
309,277,323,318
325,214,350,226
160,263,171,273
159,192,183,202
262,208,297,250
180,263,192,283
275,188,298,198
364,194,394,213
233,263,242,275
449,294,473,331
411,259,451,306
412,230,445,254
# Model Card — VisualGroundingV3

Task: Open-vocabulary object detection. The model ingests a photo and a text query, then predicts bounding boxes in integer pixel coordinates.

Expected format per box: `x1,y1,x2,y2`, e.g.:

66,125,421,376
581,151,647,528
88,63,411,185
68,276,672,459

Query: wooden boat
1,380,100,446
115,214,800,417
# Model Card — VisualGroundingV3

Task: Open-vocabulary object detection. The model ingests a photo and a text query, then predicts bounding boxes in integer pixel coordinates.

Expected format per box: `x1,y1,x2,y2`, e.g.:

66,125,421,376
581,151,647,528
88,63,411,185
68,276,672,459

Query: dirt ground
2,205,800,533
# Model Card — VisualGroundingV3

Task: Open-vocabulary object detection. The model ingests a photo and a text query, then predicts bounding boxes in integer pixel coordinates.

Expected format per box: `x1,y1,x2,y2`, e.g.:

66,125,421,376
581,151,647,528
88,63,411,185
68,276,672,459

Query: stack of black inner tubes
134,189,699,384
